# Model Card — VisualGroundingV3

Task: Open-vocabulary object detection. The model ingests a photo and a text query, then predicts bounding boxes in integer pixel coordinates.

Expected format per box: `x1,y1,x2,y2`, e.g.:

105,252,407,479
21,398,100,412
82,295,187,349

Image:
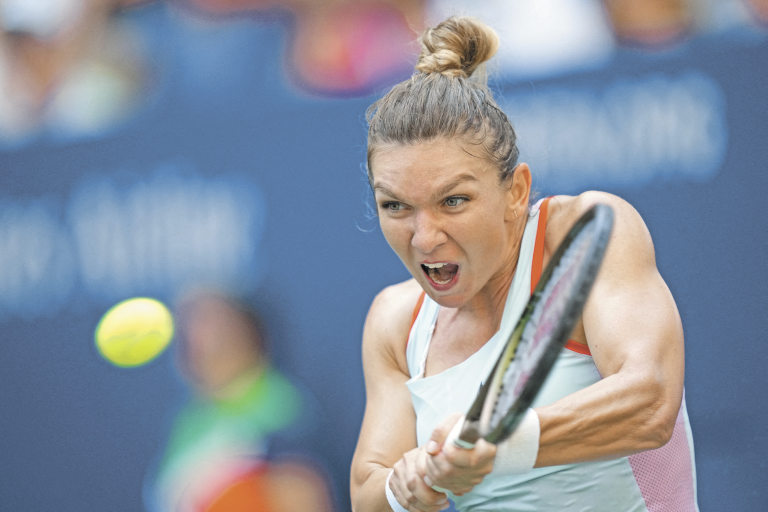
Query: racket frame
456,203,614,446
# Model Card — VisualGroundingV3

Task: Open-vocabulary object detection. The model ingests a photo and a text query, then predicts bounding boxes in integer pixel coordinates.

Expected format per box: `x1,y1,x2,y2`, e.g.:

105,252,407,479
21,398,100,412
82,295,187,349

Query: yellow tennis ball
95,297,174,367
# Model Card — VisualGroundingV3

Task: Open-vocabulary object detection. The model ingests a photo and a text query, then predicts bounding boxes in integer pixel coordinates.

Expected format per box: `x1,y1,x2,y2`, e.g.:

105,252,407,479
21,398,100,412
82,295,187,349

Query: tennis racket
450,203,614,449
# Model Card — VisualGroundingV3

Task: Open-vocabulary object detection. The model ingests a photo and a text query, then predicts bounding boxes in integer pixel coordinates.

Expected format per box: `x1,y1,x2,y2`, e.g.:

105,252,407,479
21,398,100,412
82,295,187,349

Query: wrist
385,469,409,512
493,408,540,474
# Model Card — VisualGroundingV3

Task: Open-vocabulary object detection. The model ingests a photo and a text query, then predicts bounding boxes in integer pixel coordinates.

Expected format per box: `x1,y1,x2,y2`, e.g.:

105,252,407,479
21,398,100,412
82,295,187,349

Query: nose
411,210,447,254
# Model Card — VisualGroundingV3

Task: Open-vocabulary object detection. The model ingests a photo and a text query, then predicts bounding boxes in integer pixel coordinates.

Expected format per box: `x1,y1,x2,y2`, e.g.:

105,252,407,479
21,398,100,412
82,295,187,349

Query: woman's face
370,138,530,308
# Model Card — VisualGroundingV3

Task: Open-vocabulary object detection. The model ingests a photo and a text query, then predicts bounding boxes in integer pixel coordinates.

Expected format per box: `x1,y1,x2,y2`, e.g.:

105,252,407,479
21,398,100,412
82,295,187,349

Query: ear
504,163,532,222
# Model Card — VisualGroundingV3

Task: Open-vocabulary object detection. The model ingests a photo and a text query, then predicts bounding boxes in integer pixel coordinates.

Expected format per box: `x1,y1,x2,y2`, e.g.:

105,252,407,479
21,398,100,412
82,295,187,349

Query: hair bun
415,16,500,78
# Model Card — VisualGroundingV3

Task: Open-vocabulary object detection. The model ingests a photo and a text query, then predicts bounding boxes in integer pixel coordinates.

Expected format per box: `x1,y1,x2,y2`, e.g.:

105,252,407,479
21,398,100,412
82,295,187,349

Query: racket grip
430,415,475,493
446,414,476,450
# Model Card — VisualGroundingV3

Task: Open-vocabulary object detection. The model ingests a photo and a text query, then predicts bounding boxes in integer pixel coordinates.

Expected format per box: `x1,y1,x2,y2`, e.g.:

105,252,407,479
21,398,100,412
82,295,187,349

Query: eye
444,196,467,207
381,201,404,212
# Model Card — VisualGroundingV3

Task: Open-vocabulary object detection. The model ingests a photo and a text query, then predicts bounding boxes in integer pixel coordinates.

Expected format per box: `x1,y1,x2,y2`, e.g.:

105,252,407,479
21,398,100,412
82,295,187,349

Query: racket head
459,203,614,446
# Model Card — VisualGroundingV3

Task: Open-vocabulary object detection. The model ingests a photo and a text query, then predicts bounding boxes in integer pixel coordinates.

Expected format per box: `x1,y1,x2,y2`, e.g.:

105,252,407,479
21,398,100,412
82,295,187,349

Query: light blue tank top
404,202,685,512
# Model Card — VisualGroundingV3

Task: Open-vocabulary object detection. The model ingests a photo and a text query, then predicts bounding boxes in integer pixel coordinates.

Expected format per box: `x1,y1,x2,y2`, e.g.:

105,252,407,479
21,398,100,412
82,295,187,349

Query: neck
456,214,527,330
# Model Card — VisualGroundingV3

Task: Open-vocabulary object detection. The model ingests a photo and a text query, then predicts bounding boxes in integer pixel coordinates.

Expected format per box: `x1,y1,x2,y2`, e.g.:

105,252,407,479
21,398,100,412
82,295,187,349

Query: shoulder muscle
546,191,656,277
363,279,424,377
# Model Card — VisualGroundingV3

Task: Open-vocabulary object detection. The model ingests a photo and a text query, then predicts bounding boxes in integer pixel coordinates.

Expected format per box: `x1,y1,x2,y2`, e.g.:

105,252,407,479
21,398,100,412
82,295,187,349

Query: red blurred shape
289,2,419,95
745,0,768,26
602,0,693,48
169,0,424,96
203,461,333,512
203,466,273,512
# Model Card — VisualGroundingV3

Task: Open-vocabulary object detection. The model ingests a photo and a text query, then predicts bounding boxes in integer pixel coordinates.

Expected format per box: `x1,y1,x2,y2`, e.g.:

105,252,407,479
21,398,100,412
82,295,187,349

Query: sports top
405,198,699,512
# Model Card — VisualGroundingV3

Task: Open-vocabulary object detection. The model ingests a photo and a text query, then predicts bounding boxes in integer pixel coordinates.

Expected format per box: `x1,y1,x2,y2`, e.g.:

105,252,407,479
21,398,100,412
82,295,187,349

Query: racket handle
430,415,475,493
446,414,476,450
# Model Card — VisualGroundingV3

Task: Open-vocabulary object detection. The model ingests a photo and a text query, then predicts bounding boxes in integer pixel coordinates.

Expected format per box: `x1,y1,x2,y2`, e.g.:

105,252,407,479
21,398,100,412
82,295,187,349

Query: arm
423,192,685,490
351,280,449,512
534,192,685,465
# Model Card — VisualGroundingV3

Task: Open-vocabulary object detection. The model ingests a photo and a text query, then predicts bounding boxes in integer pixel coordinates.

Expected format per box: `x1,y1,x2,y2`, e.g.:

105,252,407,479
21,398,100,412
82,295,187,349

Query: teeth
423,263,447,269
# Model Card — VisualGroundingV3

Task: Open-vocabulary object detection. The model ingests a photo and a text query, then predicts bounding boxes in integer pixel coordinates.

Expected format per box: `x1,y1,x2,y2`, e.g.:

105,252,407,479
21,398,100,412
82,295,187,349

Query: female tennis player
350,16,698,512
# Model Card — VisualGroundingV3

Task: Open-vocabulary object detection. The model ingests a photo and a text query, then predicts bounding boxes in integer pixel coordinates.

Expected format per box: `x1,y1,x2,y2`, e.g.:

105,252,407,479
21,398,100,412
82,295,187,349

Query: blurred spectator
745,0,768,24
601,0,695,46
288,0,422,94
147,290,333,512
0,0,149,144
171,0,425,95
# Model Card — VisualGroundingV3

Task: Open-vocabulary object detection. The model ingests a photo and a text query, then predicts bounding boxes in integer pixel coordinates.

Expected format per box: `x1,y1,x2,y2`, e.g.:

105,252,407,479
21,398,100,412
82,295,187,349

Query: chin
425,289,467,310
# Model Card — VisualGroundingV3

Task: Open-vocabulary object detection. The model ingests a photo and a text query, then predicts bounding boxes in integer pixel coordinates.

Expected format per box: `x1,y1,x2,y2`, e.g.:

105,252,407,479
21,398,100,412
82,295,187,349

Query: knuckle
446,452,467,468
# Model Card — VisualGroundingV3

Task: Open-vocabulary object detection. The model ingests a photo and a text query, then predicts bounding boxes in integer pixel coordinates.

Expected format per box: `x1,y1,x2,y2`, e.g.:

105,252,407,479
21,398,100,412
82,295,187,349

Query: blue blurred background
0,0,765,510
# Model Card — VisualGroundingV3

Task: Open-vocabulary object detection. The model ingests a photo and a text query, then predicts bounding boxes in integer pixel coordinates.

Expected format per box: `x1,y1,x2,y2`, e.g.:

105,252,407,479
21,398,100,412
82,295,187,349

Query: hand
389,445,451,512
423,414,497,496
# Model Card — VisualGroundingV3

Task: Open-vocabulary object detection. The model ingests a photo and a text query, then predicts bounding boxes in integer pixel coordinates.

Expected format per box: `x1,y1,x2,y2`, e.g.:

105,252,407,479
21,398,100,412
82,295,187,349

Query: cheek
460,210,509,258
379,217,410,256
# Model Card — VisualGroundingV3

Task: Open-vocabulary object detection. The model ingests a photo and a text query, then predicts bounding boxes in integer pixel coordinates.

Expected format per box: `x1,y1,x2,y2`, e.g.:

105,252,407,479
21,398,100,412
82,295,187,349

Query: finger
409,488,449,512
426,413,464,455
390,470,420,511
424,438,496,496
409,465,450,505
442,437,498,469
402,479,449,512
399,454,450,512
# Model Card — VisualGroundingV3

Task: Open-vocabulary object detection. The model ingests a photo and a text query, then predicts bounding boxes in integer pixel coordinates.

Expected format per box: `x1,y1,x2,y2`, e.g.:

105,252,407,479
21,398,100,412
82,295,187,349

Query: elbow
638,385,680,450
350,460,386,512
349,468,367,512
643,410,676,450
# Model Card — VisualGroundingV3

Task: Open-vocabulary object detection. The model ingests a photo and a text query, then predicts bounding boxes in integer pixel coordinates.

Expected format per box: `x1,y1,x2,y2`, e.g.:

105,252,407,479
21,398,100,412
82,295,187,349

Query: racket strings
489,225,596,428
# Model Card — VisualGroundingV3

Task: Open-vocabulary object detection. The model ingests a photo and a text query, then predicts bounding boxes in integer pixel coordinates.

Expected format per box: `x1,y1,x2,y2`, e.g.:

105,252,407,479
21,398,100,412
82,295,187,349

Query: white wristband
493,408,540,474
385,469,409,512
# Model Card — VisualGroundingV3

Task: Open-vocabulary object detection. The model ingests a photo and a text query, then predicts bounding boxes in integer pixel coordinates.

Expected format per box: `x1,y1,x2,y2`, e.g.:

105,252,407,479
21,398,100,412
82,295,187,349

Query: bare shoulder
547,192,653,253
363,279,424,376
546,191,658,279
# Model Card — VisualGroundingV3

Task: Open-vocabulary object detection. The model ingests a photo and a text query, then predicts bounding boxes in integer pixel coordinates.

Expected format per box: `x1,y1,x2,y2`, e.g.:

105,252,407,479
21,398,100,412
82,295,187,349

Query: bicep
583,198,684,412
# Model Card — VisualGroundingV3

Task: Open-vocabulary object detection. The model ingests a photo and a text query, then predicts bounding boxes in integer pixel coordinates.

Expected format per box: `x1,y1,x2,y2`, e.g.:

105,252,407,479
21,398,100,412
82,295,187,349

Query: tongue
429,264,458,283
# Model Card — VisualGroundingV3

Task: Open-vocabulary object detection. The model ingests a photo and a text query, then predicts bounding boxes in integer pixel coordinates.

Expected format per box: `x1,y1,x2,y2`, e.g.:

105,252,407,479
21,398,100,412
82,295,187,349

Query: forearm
534,368,682,467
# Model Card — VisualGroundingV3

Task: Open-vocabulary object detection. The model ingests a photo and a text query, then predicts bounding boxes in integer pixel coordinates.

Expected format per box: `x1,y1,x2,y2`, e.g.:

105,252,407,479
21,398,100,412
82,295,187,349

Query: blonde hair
415,16,500,78
366,16,519,185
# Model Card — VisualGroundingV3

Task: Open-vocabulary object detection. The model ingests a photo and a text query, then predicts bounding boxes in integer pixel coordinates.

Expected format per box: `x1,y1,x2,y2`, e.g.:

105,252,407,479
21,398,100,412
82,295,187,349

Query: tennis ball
95,297,174,367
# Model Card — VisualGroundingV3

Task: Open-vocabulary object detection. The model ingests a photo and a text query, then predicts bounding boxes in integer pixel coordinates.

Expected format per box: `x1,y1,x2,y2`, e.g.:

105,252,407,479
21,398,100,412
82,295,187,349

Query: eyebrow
373,174,478,203
431,174,478,201
372,185,404,202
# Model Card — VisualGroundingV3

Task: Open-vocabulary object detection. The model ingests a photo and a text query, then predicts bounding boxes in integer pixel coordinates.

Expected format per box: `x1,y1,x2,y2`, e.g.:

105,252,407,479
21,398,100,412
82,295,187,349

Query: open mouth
421,262,459,285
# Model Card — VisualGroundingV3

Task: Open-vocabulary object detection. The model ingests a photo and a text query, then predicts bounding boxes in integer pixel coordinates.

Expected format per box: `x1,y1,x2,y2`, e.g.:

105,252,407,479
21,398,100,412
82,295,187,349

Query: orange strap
531,198,550,294
405,199,591,356
531,198,592,356
409,291,426,334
